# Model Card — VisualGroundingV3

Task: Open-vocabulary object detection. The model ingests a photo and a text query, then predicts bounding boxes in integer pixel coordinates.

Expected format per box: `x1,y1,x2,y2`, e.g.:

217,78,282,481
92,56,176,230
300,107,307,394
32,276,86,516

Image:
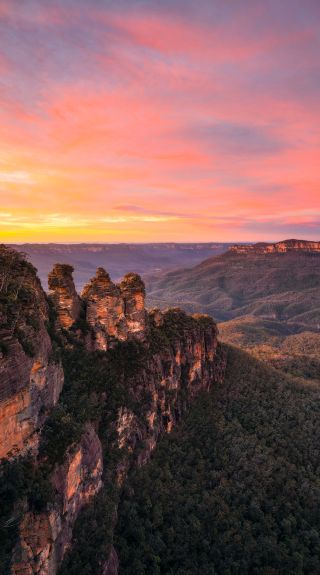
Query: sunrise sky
0,0,319,242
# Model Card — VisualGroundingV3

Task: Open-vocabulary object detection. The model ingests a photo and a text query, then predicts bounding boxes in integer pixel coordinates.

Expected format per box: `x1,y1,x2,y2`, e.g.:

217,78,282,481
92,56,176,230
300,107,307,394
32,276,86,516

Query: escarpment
1,249,226,575
0,246,63,459
229,238,320,254
12,425,103,575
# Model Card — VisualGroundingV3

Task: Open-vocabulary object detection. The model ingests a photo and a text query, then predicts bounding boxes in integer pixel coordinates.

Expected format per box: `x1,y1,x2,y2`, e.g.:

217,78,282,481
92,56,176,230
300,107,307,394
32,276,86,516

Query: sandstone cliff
48,264,81,330
81,268,127,350
12,425,103,575
59,309,225,575
80,268,146,349
1,251,226,575
119,273,147,341
229,238,320,254
0,246,63,459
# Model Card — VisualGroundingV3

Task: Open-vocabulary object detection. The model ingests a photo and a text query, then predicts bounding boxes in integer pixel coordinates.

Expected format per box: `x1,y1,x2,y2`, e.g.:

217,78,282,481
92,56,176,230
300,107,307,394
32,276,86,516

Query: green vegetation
115,346,320,574
59,312,213,574
0,457,53,574
0,245,38,327
219,317,320,383
56,341,153,574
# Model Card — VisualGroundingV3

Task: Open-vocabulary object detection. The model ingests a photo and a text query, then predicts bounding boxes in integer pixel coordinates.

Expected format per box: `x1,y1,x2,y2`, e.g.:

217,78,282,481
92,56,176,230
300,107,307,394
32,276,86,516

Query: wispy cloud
0,0,319,241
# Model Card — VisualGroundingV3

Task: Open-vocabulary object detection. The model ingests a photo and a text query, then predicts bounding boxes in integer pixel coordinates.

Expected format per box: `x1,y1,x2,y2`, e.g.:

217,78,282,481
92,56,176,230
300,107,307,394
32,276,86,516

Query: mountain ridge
229,238,320,254
146,239,320,327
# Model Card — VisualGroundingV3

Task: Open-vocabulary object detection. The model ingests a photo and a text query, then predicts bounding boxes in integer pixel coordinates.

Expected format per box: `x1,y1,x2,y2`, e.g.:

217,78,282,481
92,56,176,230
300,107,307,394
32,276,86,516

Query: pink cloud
0,1,319,241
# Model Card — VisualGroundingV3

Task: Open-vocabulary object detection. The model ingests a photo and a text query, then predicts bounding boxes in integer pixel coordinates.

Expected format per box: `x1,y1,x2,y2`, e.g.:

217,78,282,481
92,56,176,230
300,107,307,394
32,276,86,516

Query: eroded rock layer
48,264,81,329
119,273,147,340
230,239,320,254
12,425,103,575
81,268,127,350
0,246,64,458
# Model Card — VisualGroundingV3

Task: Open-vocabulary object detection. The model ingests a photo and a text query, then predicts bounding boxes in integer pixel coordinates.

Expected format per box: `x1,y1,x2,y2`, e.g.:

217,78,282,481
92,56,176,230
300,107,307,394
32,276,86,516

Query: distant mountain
146,239,320,383
230,238,320,254
6,243,231,291
146,239,320,328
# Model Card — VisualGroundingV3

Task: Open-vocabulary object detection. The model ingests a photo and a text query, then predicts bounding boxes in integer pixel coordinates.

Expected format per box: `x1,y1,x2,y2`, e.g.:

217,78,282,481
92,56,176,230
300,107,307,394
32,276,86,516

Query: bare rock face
113,310,224,473
230,239,320,255
119,273,147,340
12,425,103,575
0,246,64,458
82,268,127,350
48,264,81,329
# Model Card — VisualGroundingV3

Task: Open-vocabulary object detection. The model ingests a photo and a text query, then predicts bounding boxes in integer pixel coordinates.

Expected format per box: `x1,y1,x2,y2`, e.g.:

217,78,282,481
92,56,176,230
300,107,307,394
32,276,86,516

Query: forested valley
115,346,320,575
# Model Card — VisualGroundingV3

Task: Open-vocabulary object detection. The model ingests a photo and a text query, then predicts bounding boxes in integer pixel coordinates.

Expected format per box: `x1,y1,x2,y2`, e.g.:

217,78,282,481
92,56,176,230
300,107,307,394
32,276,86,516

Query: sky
0,0,319,243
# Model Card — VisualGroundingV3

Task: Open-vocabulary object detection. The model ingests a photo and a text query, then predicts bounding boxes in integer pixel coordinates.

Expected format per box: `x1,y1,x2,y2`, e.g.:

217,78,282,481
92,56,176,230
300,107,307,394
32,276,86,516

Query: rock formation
119,272,147,340
48,264,81,329
0,246,63,458
114,309,222,466
12,425,103,575
80,268,147,350
98,310,225,574
229,239,320,255
81,268,127,350
1,250,226,575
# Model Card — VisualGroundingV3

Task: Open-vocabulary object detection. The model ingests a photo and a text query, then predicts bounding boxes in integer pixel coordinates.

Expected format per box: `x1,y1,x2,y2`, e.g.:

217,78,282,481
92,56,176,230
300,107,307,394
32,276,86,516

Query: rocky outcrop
81,268,127,350
98,309,225,574
12,425,103,575
119,273,147,340
79,269,147,350
114,310,222,470
229,239,320,255
0,246,64,458
48,264,81,329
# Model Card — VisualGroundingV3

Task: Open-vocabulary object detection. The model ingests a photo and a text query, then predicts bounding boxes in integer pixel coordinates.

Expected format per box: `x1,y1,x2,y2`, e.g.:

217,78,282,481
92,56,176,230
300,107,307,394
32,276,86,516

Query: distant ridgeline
229,238,320,254
146,238,320,326
0,245,225,575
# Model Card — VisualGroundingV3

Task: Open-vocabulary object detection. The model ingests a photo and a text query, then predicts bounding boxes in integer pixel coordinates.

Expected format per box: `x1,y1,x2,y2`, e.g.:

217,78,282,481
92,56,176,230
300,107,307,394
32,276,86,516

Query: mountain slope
146,241,320,327
115,345,320,575
219,317,320,382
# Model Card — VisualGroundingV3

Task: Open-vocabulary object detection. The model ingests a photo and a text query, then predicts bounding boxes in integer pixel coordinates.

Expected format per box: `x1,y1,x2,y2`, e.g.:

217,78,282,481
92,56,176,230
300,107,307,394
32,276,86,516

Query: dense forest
115,346,320,574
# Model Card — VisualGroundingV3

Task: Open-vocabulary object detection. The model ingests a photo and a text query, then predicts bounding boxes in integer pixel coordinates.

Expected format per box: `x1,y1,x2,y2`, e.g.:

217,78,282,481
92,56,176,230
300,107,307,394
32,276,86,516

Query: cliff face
98,310,224,574
229,239,320,254
48,264,81,330
1,251,226,575
0,246,64,458
12,425,103,575
115,310,220,467
81,268,127,350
